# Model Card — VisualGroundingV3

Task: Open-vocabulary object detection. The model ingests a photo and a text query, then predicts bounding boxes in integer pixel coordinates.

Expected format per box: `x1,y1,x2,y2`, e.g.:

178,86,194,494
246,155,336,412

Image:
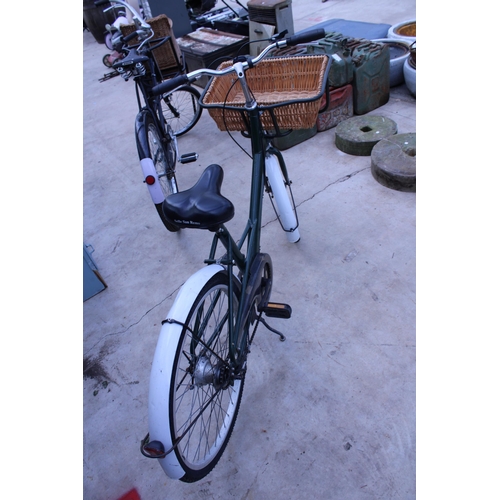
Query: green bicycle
140,29,331,482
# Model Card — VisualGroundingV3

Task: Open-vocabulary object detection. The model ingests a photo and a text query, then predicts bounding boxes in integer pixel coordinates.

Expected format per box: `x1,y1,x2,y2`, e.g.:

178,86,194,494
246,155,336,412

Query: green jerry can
350,40,390,115
306,32,354,88
308,33,390,115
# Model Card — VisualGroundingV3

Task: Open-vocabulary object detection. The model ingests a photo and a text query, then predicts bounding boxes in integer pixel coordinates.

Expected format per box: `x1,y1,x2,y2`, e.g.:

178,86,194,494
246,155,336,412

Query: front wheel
265,153,300,243
149,267,244,482
102,54,112,68
161,85,202,137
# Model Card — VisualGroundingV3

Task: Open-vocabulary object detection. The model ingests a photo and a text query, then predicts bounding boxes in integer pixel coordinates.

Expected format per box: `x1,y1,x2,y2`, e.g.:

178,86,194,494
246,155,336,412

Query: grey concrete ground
83,1,416,498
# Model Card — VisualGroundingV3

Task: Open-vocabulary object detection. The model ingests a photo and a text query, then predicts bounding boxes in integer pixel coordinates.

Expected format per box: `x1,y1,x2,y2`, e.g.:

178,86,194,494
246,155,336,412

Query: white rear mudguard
148,264,225,479
140,158,165,205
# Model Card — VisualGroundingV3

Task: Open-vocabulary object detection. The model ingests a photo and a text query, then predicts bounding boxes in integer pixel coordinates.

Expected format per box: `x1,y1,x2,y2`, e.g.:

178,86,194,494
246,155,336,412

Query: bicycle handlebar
284,29,327,47
152,74,191,96
150,28,326,97
122,30,142,43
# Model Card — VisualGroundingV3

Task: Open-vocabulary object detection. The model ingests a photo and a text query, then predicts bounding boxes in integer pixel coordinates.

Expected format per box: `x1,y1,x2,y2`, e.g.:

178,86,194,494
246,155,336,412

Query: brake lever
270,30,288,42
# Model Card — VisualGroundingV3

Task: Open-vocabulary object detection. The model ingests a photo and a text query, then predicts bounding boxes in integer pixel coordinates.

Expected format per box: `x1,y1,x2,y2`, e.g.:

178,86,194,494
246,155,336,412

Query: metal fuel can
350,41,390,114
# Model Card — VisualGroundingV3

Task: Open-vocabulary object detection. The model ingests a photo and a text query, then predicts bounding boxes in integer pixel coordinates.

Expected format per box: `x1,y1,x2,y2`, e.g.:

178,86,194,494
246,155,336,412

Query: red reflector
144,445,165,457
145,175,156,185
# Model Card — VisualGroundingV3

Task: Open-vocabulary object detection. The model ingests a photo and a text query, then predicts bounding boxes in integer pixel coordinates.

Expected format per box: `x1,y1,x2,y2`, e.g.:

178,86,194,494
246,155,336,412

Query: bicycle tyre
161,85,202,137
102,54,113,68
266,154,300,243
149,266,244,482
143,113,180,231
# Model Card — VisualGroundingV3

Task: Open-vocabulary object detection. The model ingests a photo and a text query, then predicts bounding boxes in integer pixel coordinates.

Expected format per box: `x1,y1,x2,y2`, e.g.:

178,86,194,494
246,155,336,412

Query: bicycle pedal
179,152,198,164
261,302,292,319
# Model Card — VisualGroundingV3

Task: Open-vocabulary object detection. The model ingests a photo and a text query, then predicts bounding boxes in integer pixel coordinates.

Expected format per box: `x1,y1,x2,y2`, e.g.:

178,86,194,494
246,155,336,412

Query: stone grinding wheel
335,115,398,156
371,133,416,192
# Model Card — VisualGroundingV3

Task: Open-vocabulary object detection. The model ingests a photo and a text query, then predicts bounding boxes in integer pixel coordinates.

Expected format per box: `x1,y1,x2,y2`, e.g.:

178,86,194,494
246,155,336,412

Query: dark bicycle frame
202,101,271,367
125,38,176,163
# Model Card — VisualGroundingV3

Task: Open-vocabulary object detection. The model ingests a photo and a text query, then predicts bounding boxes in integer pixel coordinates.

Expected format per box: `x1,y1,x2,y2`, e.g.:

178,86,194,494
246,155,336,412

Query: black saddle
162,164,234,230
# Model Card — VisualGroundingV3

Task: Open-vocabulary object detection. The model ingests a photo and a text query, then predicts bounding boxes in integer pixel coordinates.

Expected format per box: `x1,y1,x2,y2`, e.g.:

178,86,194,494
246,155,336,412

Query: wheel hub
193,356,232,390
193,355,214,387
216,364,232,390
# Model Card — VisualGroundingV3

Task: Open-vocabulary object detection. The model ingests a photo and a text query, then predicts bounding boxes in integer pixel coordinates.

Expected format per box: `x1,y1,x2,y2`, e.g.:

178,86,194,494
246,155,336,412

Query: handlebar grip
285,29,326,46
151,74,191,96
123,31,139,43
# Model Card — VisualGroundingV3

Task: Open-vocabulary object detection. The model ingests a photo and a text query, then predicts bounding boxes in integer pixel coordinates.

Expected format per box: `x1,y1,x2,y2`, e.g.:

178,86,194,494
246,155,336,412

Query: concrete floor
83,1,416,498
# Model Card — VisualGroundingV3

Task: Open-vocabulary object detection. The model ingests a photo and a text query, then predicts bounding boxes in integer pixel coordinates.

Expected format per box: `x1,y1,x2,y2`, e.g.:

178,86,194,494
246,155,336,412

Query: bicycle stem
234,61,258,109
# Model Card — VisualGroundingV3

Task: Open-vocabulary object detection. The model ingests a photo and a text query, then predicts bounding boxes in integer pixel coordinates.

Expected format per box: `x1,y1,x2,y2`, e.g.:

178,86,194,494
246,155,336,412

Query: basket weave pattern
202,55,329,131
121,14,182,73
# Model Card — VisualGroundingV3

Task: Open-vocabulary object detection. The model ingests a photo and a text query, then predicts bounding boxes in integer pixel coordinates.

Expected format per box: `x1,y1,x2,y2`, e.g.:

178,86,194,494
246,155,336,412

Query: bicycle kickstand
259,316,286,341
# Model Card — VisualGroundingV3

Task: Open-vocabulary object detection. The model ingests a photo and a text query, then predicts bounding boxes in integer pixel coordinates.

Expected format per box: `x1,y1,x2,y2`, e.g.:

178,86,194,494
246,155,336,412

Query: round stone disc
334,115,398,156
370,133,416,192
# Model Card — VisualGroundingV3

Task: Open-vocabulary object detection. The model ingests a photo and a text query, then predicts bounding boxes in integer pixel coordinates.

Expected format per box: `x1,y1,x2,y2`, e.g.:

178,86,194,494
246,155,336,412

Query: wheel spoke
176,382,236,463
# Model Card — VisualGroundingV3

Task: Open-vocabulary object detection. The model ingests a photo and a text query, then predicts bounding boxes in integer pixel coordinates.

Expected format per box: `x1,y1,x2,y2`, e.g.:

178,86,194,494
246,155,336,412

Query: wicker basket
201,55,330,132
120,14,182,73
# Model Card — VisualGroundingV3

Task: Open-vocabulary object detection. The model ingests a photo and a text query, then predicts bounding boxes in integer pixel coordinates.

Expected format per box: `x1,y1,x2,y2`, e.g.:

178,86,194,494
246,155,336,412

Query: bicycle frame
156,42,328,363
202,66,272,366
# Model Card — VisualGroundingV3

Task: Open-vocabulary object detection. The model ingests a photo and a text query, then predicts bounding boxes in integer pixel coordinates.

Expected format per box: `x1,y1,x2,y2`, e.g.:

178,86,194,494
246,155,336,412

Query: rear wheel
161,85,202,137
168,271,244,482
144,114,180,231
